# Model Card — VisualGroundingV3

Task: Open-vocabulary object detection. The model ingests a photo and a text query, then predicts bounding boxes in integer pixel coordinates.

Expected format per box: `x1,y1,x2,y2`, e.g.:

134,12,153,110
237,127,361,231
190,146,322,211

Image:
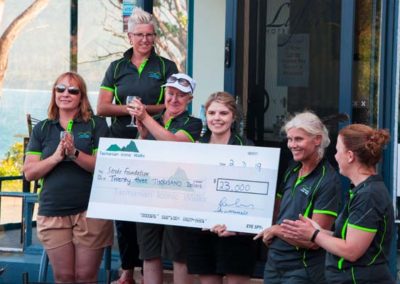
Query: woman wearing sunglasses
23,72,113,283
185,92,257,284
128,73,202,284
97,7,178,284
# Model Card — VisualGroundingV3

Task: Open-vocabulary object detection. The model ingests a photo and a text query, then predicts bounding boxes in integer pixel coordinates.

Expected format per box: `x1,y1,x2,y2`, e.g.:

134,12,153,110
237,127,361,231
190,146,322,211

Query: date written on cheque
215,178,269,195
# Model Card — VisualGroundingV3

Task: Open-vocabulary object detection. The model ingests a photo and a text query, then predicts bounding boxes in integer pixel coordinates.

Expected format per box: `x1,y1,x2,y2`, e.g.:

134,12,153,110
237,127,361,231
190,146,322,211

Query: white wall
192,0,226,117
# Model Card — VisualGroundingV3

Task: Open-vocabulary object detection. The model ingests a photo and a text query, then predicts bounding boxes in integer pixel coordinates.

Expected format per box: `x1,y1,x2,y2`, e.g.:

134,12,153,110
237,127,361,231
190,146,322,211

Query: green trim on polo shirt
100,86,114,92
114,58,125,78
41,120,49,131
114,86,122,105
26,151,41,156
368,215,387,265
138,58,148,76
348,223,377,233
112,59,125,105
163,115,195,142
303,165,326,218
351,267,357,284
234,134,244,145
313,209,338,217
180,129,195,142
157,88,164,105
293,175,306,192
164,116,173,129
156,56,166,104
338,218,349,269
92,148,98,155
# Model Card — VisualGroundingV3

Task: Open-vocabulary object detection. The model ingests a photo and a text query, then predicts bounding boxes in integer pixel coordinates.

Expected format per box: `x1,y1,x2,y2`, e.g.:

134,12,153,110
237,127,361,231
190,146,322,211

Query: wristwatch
69,149,80,161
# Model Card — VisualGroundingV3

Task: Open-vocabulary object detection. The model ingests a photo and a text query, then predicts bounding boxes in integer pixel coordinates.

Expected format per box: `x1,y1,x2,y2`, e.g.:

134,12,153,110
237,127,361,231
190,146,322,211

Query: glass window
352,0,382,126
0,1,69,167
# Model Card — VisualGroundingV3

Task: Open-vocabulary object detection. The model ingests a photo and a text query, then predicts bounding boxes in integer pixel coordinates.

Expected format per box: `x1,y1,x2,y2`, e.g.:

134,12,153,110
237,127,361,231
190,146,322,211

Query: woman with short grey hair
255,111,341,284
127,7,157,32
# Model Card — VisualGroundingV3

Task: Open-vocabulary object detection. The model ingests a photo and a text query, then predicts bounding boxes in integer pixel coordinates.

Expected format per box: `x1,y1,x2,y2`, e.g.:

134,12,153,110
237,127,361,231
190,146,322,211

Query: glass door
242,0,342,167
237,0,385,165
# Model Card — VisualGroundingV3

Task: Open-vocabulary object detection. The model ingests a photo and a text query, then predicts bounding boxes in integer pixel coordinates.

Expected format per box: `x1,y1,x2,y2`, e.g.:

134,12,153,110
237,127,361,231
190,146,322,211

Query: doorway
237,0,343,167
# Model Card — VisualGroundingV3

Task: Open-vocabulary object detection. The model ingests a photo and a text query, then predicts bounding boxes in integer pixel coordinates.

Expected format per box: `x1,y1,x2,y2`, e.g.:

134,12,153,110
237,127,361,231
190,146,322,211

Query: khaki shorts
37,211,113,250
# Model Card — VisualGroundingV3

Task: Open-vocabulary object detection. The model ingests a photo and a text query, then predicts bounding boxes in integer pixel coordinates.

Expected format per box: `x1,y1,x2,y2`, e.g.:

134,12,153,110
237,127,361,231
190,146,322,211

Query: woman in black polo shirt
282,124,394,284
97,7,177,284
254,111,341,284
23,72,113,283
128,73,201,284
185,92,257,284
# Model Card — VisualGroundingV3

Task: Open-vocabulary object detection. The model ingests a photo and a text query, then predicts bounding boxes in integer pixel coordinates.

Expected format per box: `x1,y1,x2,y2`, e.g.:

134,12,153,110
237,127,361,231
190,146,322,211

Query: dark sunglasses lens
55,85,66,93
55,84,79,95
177,78,190,87
68,87,80,95
167,76,178,83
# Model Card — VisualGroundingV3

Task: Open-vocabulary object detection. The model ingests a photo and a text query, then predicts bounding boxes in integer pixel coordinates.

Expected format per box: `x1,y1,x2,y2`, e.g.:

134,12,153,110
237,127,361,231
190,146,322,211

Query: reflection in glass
353,0,382,126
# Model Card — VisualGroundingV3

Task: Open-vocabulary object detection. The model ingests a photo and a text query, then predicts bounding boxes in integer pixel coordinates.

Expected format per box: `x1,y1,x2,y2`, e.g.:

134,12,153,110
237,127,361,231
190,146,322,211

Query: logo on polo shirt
148,71,162,80
77,131,91,139
299,185,311,196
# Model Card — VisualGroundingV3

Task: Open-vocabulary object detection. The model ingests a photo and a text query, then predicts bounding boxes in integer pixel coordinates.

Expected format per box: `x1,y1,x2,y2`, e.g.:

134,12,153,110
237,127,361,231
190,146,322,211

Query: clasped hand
280,214,320,242
53,132,75,162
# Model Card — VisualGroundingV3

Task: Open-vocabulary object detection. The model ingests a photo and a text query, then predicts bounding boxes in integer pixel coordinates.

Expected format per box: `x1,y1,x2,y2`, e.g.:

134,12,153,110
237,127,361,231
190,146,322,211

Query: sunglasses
55,84,80,95
167,76,193,92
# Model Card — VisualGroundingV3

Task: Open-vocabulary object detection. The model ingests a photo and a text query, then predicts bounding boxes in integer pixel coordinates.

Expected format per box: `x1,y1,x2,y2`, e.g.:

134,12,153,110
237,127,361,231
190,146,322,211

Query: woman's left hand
281,215,315,242
210,224,237,237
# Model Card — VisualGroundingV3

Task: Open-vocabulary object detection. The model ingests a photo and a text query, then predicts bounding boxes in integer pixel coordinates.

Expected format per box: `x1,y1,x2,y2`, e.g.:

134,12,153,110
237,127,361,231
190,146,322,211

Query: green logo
107,140,139,152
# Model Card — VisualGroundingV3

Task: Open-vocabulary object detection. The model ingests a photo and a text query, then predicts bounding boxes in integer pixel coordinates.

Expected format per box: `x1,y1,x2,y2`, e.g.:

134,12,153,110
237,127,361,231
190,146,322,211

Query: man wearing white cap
127,73,202,284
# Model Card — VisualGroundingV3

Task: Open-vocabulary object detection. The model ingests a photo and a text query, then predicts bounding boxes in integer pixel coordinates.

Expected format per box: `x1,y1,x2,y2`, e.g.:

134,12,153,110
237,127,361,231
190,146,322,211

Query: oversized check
87,138,280,234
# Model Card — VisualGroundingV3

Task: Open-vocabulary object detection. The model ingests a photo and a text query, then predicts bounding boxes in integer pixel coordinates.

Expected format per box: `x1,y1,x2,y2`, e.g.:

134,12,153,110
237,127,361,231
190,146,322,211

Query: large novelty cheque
87,138,280,233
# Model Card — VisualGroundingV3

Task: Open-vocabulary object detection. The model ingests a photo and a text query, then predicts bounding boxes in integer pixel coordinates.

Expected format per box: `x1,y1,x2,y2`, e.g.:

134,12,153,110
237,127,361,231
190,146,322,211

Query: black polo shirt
199,130,253,145
326,175,394,272
146,111,202,142
268,159,341,269
26,116,109,216
100,48,178,138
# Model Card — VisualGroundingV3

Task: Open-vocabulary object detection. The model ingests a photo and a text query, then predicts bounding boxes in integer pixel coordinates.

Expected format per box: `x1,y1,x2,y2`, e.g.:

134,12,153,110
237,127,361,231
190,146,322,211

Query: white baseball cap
162,73,196,94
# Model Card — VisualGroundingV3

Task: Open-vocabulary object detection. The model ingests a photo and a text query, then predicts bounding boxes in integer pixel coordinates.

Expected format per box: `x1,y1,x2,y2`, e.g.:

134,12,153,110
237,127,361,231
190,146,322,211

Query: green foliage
0,142,24,191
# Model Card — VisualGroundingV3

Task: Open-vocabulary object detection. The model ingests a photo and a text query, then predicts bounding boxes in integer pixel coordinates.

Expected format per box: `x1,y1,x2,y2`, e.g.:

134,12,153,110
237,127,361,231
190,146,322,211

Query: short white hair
283,111,330,158
127,7,157,33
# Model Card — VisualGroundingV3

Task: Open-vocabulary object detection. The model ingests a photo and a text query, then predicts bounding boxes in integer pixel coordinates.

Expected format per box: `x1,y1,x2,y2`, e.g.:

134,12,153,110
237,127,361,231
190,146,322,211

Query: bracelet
310,229,320,242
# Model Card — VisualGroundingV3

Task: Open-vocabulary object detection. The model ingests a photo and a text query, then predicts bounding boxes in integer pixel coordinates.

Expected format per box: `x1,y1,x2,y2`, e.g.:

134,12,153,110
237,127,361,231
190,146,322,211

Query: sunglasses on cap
167,76,193,93
55,84,80,95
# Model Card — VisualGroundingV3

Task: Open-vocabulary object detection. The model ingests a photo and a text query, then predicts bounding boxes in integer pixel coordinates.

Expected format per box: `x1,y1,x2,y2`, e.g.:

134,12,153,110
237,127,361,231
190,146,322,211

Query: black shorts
136,223,187,262
186,229,257,276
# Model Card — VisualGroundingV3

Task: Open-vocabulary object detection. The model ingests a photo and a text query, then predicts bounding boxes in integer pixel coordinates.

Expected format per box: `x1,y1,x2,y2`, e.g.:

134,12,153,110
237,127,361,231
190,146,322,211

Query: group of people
23,7,395,284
